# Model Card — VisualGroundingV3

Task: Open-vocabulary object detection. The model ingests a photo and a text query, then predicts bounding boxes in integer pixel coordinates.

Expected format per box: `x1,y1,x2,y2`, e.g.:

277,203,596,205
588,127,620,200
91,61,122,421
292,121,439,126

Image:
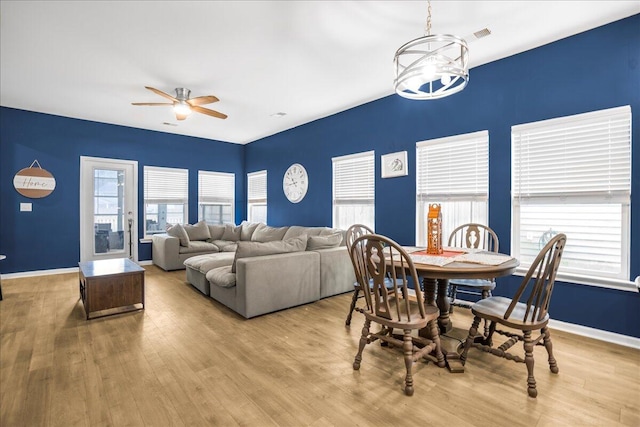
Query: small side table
78,258,145,319
0,255,6,300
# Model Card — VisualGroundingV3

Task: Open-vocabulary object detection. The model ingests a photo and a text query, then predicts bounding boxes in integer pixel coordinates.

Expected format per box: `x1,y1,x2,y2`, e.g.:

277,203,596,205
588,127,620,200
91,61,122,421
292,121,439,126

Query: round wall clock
283,163,308,203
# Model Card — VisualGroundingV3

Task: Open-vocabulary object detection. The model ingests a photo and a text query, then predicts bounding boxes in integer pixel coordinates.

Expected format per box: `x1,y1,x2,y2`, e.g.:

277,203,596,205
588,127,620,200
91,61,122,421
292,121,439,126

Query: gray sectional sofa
153,221,356,318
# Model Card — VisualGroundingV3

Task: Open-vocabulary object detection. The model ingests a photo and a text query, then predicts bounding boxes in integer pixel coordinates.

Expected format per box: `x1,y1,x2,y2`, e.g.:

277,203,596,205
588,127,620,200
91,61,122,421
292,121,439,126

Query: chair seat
354,277,400,290
472,296,550,330
361,299,439,330
449,278,495,290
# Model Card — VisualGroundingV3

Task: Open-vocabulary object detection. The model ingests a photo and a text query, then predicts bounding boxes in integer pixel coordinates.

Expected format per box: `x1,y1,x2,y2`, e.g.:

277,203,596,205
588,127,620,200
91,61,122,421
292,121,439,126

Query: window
416,131,489,245
512,106,631,286
247,170,267,224
332,151,375,230
198,171,235,225
144,166,188,236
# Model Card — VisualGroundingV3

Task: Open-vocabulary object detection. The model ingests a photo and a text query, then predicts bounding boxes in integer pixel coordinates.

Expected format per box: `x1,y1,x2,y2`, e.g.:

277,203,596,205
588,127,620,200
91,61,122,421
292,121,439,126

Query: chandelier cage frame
393,1,470,100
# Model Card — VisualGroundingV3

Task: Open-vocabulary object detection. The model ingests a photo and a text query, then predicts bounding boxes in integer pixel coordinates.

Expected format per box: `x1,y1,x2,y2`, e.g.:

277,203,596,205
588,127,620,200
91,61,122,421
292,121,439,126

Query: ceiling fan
132,86,227,121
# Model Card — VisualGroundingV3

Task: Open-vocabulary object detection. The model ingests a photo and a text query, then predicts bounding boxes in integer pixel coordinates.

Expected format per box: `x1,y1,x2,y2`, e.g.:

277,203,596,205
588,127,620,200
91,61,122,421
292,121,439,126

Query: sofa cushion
211,240,236,250
232,235,308,272
307,233,343,250
167,223,190,247
240,221,261,241
222,224,242,241
206,266,236,288
221,243,238,252
251,223,290,242
179,241,219,254
184,252,236,273
184,220,211,241
282,226,326,240
207,224,226,241
319,227,347,246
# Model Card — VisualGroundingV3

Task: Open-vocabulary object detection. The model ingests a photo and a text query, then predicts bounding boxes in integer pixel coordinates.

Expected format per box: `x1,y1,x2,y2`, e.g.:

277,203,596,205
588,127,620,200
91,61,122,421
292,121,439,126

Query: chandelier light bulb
440,74,452,85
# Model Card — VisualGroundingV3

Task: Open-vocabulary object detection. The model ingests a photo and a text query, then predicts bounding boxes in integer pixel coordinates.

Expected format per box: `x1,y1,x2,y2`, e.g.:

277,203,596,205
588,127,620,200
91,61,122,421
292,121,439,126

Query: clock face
283,163,308,203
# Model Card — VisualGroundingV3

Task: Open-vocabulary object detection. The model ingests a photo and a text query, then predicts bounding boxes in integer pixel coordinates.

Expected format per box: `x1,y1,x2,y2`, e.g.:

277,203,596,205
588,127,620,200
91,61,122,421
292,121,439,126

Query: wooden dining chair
447,223,499,336
460,233,567,398
345,224,398,326
351,233,445,396
345,224,375,326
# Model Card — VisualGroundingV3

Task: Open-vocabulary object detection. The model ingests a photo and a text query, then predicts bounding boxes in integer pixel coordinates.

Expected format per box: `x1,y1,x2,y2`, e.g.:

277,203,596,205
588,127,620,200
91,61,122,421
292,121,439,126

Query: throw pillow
251,223,290,242
167,223,190,247
183,220,211,241
232,235,308,273
306,233,343,250
240,221,261,241
207,224,226,241
221,224,242,241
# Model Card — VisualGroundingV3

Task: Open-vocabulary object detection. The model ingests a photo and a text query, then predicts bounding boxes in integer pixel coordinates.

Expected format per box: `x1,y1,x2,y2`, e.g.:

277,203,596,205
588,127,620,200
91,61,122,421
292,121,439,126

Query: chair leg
429,320,446,368
448,285,457,313
403,329,415,396
481,289,491,337
542,326,559,374
523,330,537,398
353,318,371,370
460,315,481,365
345,288,360,326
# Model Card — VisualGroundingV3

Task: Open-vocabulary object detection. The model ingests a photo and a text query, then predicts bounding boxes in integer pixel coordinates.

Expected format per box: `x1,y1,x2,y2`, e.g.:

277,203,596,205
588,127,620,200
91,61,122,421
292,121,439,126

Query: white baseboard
1,259,154,279
549,319,640,350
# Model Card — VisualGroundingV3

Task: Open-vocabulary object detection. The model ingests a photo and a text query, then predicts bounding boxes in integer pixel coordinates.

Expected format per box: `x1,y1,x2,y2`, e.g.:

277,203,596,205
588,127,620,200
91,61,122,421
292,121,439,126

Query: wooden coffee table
78,258,145,320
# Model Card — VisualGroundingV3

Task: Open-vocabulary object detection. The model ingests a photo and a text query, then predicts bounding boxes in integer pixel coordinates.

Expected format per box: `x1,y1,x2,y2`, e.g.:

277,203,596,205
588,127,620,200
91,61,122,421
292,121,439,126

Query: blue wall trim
1,15,638,338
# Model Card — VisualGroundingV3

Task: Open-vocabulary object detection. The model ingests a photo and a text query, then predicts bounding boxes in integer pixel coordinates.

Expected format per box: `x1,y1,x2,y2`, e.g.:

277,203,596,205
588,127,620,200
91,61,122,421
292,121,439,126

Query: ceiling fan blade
175,113,188,121
192,105,228,120
187,95,219,106
145,86,178,102
131,102,173,106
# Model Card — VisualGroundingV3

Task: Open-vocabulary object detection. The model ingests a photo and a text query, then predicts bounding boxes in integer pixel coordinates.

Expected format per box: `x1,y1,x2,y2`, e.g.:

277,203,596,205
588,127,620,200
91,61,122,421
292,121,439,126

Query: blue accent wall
245,15,640,338
0,15,638,338
0,110,245,272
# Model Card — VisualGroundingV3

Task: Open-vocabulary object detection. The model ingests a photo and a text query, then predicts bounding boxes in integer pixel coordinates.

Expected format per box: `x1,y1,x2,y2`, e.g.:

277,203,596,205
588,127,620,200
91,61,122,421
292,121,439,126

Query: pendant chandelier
394,0,469,100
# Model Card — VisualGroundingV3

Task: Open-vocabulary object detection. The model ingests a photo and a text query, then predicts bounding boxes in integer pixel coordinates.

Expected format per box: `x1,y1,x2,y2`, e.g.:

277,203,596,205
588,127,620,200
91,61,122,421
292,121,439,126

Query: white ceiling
1,1,638,145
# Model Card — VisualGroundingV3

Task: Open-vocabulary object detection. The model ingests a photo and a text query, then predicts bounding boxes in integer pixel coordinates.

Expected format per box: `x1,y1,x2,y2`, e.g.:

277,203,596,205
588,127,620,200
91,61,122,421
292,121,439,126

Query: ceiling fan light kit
132,86,227,121
394,0,470,100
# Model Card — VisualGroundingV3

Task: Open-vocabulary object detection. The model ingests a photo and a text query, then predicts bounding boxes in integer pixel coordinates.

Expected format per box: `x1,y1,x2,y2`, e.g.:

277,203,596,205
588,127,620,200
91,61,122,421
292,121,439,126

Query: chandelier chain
425,0,432,36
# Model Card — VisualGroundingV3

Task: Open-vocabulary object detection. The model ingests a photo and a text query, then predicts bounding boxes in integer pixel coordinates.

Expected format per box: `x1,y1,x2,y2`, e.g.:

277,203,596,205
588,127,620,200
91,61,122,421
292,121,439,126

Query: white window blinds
512,106,631,201
198,171,235,204
416,131,488,201
144,166,188,204
332,151,375,203
247,170,267,203
511,105,631,285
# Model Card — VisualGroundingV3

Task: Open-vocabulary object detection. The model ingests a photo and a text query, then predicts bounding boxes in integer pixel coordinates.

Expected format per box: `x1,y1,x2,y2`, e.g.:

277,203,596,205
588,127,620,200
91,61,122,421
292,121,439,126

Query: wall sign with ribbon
13,160,57,198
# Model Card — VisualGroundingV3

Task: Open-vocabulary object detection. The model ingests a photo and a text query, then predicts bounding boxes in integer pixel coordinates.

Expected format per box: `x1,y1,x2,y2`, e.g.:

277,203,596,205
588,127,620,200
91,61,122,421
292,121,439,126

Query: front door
80,156,138,262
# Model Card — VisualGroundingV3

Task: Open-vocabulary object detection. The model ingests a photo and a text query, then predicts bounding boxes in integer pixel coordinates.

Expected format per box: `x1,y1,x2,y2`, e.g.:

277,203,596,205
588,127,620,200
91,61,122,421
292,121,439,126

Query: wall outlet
20,202,32,212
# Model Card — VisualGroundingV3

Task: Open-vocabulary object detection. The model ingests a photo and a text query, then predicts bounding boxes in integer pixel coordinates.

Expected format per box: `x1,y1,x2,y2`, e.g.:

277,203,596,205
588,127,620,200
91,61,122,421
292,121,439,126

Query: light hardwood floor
1,265,638,426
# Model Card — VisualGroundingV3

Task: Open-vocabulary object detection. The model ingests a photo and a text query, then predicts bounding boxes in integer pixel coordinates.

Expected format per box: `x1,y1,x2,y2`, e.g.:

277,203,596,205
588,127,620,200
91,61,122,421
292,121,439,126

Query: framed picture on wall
381,151,408,178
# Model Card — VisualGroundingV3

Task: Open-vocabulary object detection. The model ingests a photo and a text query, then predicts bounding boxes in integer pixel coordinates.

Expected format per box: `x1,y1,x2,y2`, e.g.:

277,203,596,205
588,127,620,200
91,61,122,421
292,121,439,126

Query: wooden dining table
401,247,520,335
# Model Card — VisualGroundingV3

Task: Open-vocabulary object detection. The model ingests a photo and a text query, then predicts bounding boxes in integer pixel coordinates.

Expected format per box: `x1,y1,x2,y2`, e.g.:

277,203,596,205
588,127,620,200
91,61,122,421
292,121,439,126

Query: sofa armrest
235,251,320,318
152,234,183,271
313,246,356,298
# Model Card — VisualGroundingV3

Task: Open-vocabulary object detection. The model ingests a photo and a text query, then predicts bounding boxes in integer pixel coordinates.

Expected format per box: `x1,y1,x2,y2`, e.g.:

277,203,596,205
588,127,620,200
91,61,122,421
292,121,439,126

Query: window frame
511,105,632,290
247,170,267,224
415,131,489,246
332,150,375,231
198,170,235,225
143,166,189,238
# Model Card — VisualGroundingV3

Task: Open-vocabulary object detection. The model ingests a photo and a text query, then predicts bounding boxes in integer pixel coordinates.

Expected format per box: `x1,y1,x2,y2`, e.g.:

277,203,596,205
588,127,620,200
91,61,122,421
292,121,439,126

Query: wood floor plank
1,266,639,426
